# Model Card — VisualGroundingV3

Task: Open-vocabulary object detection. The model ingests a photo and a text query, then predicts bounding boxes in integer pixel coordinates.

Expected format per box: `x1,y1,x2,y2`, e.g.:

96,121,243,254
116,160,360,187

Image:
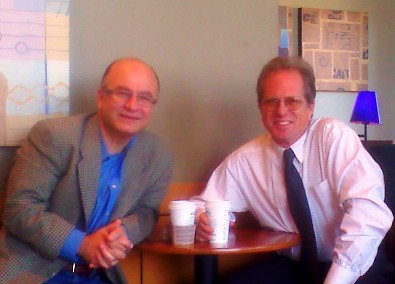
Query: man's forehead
109,85,154,95
108,63,157,84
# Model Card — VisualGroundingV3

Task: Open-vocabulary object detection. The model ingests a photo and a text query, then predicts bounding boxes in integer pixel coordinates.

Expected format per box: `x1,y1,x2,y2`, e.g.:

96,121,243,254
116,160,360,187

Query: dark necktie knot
284,148,296,164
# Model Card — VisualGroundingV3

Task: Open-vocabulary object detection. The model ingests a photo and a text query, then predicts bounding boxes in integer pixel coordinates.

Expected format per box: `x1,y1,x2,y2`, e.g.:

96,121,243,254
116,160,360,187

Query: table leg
194,255,218,284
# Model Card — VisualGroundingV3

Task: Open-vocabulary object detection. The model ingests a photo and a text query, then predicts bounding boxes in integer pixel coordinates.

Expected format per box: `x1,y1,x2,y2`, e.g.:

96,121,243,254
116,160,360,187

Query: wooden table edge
137,229,300,256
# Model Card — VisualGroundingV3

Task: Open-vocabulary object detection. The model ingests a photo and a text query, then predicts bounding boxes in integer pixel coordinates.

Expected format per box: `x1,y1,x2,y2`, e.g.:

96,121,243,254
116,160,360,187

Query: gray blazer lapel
78,115,102,225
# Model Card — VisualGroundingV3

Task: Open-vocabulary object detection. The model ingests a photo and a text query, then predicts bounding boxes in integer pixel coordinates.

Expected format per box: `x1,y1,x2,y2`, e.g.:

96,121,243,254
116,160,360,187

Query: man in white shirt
195,56,394,284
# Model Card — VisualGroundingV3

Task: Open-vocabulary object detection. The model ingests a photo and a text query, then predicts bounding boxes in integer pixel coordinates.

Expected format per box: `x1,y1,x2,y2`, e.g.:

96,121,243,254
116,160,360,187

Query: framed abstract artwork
278,6,295,58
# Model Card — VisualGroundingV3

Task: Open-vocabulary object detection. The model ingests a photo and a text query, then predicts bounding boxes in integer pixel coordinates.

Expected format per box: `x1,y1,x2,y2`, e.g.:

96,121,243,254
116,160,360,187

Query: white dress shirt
200,117,393,284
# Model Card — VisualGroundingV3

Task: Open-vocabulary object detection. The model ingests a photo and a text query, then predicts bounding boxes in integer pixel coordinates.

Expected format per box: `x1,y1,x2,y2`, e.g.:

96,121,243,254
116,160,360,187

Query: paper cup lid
205,199,230,208
168,200,196,210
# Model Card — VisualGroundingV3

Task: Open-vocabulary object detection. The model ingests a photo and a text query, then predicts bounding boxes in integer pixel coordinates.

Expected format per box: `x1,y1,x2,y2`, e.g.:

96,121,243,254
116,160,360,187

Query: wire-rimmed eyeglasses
261,97,305,112
101,87,157,107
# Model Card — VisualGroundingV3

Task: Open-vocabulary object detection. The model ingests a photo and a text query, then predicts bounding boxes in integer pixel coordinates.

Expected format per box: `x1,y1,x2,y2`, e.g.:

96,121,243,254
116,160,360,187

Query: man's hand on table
195,212,235,242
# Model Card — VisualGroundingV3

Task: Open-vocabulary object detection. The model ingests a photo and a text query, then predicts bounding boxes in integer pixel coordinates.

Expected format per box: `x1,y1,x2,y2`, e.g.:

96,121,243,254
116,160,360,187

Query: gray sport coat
0,113,173,283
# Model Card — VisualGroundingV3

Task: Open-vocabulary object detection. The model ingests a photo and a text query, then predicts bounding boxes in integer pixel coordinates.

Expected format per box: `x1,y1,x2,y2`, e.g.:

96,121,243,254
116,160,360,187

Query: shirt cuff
60,229,86,262
324,262,359,284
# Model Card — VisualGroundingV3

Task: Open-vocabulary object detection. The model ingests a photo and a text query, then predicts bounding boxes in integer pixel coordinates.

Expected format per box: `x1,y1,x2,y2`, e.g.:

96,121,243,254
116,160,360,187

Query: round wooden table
138,228,300,284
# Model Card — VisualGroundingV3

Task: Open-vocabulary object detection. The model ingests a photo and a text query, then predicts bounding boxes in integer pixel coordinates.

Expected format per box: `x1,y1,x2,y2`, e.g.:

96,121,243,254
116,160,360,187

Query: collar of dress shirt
101,136,136,159
288,117,318,163
290,132,306,164
270,124,311,163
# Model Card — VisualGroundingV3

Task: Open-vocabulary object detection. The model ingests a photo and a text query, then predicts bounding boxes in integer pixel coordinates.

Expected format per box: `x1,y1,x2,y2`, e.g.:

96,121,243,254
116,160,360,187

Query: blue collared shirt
60,137,135,262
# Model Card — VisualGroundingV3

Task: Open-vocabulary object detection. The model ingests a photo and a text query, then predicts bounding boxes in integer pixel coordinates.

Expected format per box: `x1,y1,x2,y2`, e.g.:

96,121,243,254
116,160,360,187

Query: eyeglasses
101,87,157,107
261,97,305,112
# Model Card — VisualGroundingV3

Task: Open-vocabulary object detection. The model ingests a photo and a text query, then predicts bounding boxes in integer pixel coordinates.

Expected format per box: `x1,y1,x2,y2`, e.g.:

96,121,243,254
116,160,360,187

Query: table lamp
350,90,381,142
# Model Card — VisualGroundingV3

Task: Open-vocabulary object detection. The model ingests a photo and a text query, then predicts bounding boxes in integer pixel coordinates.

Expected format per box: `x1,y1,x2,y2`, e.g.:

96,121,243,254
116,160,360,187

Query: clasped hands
78,219,133,269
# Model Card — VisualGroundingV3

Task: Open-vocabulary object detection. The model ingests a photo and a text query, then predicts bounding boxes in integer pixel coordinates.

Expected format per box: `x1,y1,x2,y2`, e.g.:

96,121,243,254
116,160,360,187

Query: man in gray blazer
0,58,173,283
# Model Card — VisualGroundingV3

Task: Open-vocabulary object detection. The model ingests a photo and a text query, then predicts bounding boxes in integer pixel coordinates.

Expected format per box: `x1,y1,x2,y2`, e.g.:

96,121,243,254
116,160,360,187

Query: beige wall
70,0,395,182
70,1,278,182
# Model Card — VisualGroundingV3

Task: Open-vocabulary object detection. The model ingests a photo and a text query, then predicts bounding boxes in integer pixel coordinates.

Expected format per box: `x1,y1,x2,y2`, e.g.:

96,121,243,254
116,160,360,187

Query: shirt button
111,184,117,189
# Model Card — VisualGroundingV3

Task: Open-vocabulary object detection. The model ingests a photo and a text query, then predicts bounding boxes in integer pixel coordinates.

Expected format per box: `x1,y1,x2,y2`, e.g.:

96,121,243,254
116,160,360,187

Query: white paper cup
205,200,231,244
168,200,196,227
172,224,196,245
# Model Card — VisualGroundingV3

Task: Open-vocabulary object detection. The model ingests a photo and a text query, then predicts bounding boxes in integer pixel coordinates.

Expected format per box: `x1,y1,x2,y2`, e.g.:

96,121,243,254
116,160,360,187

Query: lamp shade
350,91,381,125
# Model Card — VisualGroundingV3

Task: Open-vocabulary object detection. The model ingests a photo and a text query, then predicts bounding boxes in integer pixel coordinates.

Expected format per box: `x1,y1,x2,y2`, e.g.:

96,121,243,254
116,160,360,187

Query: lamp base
357,123,368,144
